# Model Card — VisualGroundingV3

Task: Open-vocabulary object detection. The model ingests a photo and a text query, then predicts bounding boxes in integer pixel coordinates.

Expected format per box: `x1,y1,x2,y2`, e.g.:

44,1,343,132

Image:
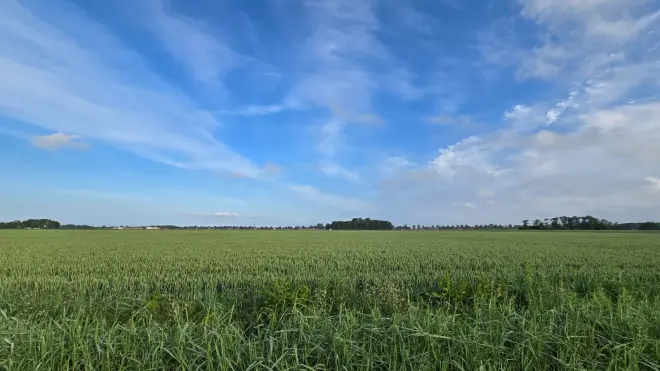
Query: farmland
1,230,659,370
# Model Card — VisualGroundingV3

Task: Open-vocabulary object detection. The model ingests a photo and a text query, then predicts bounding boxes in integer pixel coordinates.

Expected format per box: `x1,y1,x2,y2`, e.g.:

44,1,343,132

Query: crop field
1,230,659,370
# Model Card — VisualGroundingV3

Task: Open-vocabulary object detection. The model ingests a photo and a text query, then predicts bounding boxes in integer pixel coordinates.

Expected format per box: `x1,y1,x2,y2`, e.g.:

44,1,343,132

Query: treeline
130,225,330,230
325,218,394,230
0,219,61,229
2,216,659,231
396,224,518,230
519,215,660,230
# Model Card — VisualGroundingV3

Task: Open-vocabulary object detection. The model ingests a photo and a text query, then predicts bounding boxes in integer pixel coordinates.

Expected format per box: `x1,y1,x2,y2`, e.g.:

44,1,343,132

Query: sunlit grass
1,230,659,369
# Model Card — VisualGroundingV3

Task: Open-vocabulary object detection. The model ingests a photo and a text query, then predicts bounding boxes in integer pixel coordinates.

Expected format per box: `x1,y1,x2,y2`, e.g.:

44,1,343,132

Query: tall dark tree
326,218,394,230
0,219,61,229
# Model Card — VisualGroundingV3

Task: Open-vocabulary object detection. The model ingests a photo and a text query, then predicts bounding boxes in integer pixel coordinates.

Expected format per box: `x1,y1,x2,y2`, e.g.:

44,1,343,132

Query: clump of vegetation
1,230,659,369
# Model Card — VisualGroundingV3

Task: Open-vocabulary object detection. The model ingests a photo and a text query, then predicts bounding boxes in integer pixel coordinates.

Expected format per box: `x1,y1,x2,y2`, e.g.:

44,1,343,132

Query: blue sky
1,0,659,226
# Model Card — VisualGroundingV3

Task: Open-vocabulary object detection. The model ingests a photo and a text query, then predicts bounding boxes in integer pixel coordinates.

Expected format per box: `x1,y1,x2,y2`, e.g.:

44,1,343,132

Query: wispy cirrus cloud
426,115,463,126
329,104,384,125
143,0,246,83
481,0,660,83
219,104,291,116
382,156,414,176
60,189,149,201
319,162,362,183
4,0,659,228
0,0,267,178
646,176,660,192
289,0,392,110
376,0,660,225
381,101,660,224
184,211,242,218
31,133,88,150
462,202,477,210
289,184,370,212
288,0,424,183
425,114,485,133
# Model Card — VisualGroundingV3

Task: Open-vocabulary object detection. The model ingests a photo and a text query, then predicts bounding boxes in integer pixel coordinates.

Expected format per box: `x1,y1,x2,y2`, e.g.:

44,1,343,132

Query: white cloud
0,0,265,177
477,187,494,198
504,104,532,120
546,89,579,123
289,185,370,212
144,0,245,83
382,156,414,176
502,104,552,132
314,105,385,171
478,0,659,87
316,120,344,158
519,0,651,37
516,42,568,79
290,0,421,165
517,0,659,80
582,62,660,107
184,212,242,218
402,0,657,225
430,136,505,179
381,100,660,224
263,162,281,175
394,3,439,35
426,114,475,126
330,104,384,125
646,176,660,192
31,133,88,150
545,110,559,124
426,115,455,125
386,156,413,168
60,189,148,201
288,0,386,110
219,104,290,116
4,0,659,227
319,163,361,183
535,130,560,147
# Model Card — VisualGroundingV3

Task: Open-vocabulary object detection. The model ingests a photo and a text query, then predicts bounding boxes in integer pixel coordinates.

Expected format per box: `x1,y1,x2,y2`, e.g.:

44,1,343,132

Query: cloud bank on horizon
0,0,659,226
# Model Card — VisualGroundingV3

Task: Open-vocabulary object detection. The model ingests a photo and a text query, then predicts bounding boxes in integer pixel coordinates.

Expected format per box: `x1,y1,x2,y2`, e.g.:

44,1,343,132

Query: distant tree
550,217,560,229
514,215,628,231
0,219,61,229
639,222,660,230
327,218,394,231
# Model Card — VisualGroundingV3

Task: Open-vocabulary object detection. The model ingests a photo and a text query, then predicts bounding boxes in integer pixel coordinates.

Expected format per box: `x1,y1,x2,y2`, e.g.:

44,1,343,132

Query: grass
1,230,659,370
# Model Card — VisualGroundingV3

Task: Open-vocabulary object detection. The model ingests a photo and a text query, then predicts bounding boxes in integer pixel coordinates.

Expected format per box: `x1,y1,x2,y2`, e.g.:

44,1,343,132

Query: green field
1,230,659,370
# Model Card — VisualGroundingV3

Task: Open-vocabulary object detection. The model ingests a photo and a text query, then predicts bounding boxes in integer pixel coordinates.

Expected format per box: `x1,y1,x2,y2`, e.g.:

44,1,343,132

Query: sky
1,0,659,227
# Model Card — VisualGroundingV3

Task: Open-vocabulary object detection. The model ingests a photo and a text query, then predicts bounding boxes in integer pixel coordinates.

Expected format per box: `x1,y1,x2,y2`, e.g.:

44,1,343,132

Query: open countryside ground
1,230,660,370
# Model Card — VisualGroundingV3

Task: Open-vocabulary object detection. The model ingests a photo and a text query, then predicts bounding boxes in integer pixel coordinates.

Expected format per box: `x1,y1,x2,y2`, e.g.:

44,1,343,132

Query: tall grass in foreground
1,230,659,369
